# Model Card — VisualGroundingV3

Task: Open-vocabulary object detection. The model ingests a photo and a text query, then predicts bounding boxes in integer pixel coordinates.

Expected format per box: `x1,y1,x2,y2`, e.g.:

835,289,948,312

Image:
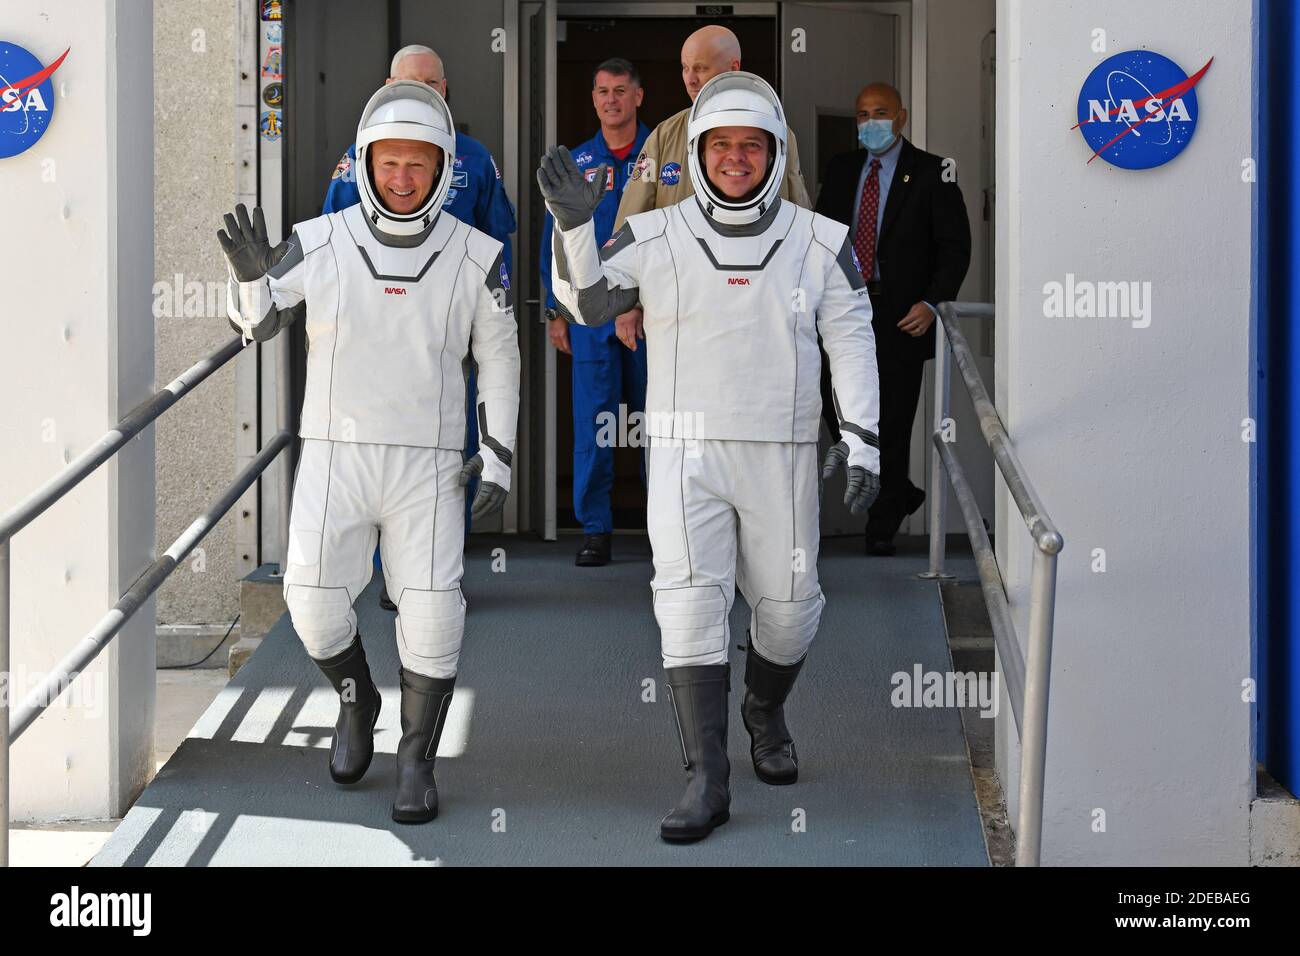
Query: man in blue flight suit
324,43,517,609
540,58,650,567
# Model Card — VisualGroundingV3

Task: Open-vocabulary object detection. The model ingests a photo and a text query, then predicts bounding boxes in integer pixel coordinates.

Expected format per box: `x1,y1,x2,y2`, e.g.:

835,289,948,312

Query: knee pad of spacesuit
751,592,825,665
395,588,466,678
284,584,356,659
654,585,729,667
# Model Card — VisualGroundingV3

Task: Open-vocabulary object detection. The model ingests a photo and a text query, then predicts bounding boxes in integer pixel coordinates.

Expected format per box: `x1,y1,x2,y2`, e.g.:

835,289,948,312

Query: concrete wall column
0,0,155,821
995,0,1254,864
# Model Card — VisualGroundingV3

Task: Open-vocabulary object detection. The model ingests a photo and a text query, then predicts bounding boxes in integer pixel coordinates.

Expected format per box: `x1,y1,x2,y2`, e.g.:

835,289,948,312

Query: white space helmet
355,80,456,236
686,71,787,226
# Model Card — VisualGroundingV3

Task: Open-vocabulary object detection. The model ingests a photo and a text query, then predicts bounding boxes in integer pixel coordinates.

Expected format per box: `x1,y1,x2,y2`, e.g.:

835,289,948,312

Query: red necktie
853,157,883,281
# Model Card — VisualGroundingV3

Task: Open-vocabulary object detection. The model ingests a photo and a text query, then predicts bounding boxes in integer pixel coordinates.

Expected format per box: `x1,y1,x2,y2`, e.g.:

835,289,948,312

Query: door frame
503,0,929,538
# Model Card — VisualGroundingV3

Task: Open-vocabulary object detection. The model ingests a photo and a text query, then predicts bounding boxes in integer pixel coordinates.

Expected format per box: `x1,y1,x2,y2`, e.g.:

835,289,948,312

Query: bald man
613,25,810,230
610,26,811,352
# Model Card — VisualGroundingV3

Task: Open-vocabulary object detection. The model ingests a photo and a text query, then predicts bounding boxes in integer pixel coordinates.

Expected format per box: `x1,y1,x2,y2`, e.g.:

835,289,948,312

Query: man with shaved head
816,81,971,555
615,25,809,228
608,26,812,354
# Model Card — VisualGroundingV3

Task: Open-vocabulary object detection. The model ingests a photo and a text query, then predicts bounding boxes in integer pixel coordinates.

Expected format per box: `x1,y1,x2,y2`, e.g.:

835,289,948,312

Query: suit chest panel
305,229,473,359
639,214,826,341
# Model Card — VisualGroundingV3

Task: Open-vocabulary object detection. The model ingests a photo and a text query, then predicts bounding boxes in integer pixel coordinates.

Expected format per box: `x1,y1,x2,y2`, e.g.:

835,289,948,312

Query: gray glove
822,441,881,516
217,204,286,282
536,145,608,232
457,454,508,521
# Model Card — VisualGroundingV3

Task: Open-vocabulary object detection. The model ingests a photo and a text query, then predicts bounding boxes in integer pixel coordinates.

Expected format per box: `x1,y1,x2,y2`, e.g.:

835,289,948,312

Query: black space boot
660,664,731,842
741,638,805,785
392,667,456,824
314,635,381,785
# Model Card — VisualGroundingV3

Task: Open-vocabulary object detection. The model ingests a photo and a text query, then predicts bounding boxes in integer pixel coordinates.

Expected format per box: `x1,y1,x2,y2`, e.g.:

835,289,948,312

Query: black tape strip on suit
553,223,639,325
477,402,513,467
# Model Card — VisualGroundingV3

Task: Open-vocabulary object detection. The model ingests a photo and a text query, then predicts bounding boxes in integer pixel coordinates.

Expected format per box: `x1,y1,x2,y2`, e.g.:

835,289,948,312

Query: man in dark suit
816,83,971,555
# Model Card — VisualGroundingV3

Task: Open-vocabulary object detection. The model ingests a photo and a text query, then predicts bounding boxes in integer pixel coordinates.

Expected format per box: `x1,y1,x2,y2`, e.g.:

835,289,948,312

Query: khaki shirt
613,106,812,230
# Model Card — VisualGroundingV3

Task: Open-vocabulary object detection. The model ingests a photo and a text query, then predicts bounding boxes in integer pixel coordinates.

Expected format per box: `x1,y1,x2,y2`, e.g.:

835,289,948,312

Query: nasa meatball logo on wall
1074,50,1212,169
0,42,69,160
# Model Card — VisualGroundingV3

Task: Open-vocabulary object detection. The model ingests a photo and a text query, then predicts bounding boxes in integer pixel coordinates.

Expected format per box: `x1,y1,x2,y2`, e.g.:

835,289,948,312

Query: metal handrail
8,431,290,741
922,301,1062,868
0,335,291,867
0,336,245,544
931,437,1027,734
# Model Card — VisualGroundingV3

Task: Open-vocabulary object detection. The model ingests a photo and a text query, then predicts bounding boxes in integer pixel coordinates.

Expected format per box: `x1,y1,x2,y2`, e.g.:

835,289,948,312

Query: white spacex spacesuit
221,81,519,823
542,71,881,841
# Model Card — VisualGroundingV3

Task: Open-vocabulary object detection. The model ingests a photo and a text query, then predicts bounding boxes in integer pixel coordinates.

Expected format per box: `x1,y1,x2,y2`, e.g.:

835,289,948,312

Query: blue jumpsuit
540,123,650,534
323,134,516,532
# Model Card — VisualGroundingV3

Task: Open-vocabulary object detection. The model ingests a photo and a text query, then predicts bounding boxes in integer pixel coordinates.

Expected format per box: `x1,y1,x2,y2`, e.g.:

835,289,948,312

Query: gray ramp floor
94,535,987,866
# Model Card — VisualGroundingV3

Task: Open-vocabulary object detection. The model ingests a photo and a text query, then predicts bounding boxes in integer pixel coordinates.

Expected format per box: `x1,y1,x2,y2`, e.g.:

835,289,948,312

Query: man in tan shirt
615,25,810,230
611,25,811,348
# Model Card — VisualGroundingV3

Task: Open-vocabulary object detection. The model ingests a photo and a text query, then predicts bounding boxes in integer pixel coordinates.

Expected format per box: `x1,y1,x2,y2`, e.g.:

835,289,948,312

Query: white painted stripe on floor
183,679,474,758
186,685,245,740
229,685,297,745
143,808,218,867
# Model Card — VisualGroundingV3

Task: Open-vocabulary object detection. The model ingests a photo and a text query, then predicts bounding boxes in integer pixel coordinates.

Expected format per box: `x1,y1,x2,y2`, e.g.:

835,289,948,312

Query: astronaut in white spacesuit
220,81,519,824
542,71,881,842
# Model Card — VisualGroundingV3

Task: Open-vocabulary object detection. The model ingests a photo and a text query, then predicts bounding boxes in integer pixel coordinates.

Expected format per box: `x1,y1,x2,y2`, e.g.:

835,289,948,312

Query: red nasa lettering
384,286,408,295
726,277,751,286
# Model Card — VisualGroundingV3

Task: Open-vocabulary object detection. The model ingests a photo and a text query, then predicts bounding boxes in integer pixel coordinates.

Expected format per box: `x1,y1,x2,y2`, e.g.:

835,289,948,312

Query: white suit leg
648,437,738,669
378,445,467,680
282,439,380,660
735,441,824,665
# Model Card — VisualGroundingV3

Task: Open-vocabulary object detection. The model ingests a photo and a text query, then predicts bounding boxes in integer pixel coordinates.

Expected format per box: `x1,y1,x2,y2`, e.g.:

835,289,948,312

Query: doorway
552,11,779,530
276,0,915,540
519,1,903,538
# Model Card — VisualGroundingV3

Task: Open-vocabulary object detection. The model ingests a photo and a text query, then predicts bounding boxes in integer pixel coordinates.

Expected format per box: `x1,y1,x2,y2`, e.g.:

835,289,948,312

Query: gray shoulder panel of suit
833,232,867,291
554,222,639,326
598,223,637,261
481,247,514,310
267,230,306,280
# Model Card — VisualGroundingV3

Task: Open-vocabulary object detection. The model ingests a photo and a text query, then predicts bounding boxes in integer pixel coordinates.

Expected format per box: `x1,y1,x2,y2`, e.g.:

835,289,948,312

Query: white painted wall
1,0,155,820
995,0,1253,863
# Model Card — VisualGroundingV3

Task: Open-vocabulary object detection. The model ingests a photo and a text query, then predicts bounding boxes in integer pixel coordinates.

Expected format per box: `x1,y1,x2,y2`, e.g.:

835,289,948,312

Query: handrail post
919,304,954,580
276,337,292,575
1,536,9,867
1015,544,1059,866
